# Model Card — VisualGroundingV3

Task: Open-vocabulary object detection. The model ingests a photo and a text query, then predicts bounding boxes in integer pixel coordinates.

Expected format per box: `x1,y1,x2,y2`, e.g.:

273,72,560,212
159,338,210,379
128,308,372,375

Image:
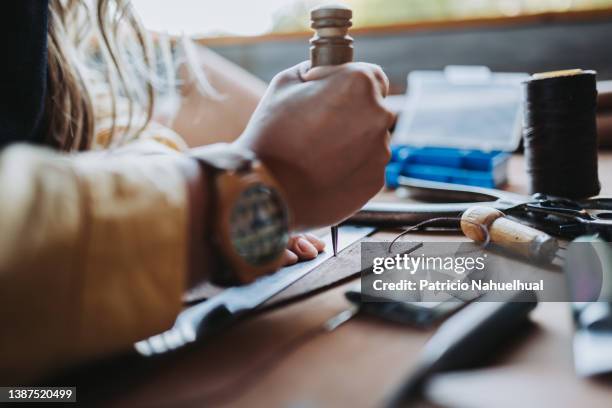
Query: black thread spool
524,69,600,199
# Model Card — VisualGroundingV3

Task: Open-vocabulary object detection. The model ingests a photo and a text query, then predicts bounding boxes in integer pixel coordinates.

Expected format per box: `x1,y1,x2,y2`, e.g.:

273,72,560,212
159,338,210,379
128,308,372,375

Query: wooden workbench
71,154,612,407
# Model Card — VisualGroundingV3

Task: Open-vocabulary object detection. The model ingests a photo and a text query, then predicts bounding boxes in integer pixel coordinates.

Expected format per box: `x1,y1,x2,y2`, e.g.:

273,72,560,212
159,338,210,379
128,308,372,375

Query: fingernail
297,237,316,255
305,233,326,251
283,249,298,266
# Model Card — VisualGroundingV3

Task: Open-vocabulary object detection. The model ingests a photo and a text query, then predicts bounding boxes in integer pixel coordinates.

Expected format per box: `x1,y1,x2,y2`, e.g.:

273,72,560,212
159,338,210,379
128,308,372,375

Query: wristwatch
191,144,290,285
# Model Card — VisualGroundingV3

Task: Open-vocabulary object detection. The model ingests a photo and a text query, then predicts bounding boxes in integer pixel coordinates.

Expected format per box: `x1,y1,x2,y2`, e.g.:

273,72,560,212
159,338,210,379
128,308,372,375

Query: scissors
349,176,612,240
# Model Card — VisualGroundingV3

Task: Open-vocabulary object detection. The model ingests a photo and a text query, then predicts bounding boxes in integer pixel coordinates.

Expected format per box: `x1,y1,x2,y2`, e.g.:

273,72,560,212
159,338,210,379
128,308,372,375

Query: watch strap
189,143,255,173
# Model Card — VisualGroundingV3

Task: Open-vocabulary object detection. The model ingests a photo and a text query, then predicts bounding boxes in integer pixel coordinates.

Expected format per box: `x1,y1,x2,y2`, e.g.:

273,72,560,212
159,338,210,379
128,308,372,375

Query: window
133,0,612,37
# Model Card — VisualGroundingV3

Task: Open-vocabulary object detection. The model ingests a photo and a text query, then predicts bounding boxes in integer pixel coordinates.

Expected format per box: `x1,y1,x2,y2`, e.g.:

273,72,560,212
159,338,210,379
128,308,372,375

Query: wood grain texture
65,153,612,407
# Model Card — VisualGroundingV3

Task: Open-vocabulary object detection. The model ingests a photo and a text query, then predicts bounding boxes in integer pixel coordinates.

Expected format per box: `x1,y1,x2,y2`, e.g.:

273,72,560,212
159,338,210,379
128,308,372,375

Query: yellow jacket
0,140,189,383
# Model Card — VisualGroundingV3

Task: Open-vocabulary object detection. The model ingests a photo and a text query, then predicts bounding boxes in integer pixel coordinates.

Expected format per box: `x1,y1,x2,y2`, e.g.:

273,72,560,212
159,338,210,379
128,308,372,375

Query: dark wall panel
208,19,612,92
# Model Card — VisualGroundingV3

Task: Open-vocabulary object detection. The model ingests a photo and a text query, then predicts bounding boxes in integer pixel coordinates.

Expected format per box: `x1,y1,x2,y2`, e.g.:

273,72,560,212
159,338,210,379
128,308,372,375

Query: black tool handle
385,290,538,407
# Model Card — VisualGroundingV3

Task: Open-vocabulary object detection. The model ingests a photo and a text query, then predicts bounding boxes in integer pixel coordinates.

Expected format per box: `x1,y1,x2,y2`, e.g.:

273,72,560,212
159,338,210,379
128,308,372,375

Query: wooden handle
461,206,558,263
310,5,353,67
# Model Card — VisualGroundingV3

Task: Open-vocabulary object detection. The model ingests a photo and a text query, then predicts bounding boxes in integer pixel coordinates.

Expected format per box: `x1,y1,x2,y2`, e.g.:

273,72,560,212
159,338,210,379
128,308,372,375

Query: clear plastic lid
392,66,529,152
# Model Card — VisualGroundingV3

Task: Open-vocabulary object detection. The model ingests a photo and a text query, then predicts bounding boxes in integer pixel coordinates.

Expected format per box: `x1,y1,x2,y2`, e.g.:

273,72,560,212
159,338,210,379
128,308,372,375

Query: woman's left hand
281,233,326,266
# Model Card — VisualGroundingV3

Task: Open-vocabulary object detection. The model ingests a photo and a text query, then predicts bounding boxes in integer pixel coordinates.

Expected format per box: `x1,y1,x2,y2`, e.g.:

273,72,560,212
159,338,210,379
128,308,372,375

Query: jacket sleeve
0,142,189,383
0,1,49,147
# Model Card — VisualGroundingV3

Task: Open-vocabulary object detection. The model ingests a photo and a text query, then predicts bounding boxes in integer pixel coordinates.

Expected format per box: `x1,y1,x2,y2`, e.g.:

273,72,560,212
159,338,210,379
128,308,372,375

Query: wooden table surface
77,154,612,408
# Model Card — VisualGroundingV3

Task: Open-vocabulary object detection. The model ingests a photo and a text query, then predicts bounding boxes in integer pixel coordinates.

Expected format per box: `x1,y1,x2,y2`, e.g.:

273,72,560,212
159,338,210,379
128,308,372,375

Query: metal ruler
135,225,375,356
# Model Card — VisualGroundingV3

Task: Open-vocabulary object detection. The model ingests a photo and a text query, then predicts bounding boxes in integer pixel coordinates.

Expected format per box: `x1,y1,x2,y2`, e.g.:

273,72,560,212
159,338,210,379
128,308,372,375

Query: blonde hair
46,0,157,151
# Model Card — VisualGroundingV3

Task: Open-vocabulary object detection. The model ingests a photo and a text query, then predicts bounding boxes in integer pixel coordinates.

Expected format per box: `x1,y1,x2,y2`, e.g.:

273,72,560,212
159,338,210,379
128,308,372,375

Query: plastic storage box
387,66,528,189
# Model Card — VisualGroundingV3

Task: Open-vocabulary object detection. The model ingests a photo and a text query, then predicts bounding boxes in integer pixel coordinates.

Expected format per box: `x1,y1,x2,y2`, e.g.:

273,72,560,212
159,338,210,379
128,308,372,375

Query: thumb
300,64,349,82
272,61,311,86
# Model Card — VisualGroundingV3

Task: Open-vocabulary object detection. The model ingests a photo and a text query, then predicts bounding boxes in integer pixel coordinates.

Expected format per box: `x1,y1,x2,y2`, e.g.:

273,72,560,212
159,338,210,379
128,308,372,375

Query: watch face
229,184,289,266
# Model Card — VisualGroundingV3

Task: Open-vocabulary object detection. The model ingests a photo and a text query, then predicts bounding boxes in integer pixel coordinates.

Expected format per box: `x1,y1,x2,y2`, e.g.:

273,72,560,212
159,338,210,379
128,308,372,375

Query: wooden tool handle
461,206,558,263
310,5,353,67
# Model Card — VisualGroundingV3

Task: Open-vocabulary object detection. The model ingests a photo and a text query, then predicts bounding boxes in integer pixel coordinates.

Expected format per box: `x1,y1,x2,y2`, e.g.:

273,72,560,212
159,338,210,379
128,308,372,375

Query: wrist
233,138,298,227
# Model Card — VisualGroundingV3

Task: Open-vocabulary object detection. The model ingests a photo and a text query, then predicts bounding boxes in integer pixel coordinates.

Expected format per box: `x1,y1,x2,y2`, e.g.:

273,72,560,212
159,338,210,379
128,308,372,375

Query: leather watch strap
190,144,255,285
190,143,256,173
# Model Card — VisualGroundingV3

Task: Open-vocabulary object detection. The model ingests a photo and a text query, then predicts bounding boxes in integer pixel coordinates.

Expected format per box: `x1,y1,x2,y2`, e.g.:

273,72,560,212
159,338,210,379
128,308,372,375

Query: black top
0,1,49,149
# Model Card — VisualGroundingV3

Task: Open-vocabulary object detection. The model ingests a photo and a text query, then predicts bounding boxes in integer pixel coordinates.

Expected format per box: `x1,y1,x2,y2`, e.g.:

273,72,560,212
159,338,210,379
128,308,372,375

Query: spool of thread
523,69,600,199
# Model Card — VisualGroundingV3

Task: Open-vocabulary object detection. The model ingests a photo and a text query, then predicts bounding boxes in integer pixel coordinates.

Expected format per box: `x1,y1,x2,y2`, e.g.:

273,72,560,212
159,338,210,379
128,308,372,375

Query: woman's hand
281,234,326,266
236,61,395,229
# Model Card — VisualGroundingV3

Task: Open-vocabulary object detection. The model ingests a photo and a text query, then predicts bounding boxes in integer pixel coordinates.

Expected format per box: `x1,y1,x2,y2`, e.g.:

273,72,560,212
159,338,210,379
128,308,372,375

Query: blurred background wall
201,15,612,93
134,0,612,93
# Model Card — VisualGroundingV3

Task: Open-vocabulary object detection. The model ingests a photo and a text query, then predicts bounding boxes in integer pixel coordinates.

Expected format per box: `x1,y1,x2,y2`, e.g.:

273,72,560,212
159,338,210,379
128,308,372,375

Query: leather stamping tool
309,5,354,256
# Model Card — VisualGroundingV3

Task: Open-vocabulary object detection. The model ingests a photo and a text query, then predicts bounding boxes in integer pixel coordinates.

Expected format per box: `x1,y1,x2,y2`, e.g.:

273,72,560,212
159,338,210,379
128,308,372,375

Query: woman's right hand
236,61,395,229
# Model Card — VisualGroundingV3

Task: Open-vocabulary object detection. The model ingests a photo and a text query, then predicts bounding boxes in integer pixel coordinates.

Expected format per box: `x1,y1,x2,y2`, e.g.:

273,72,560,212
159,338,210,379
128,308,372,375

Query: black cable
389,217,491,252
